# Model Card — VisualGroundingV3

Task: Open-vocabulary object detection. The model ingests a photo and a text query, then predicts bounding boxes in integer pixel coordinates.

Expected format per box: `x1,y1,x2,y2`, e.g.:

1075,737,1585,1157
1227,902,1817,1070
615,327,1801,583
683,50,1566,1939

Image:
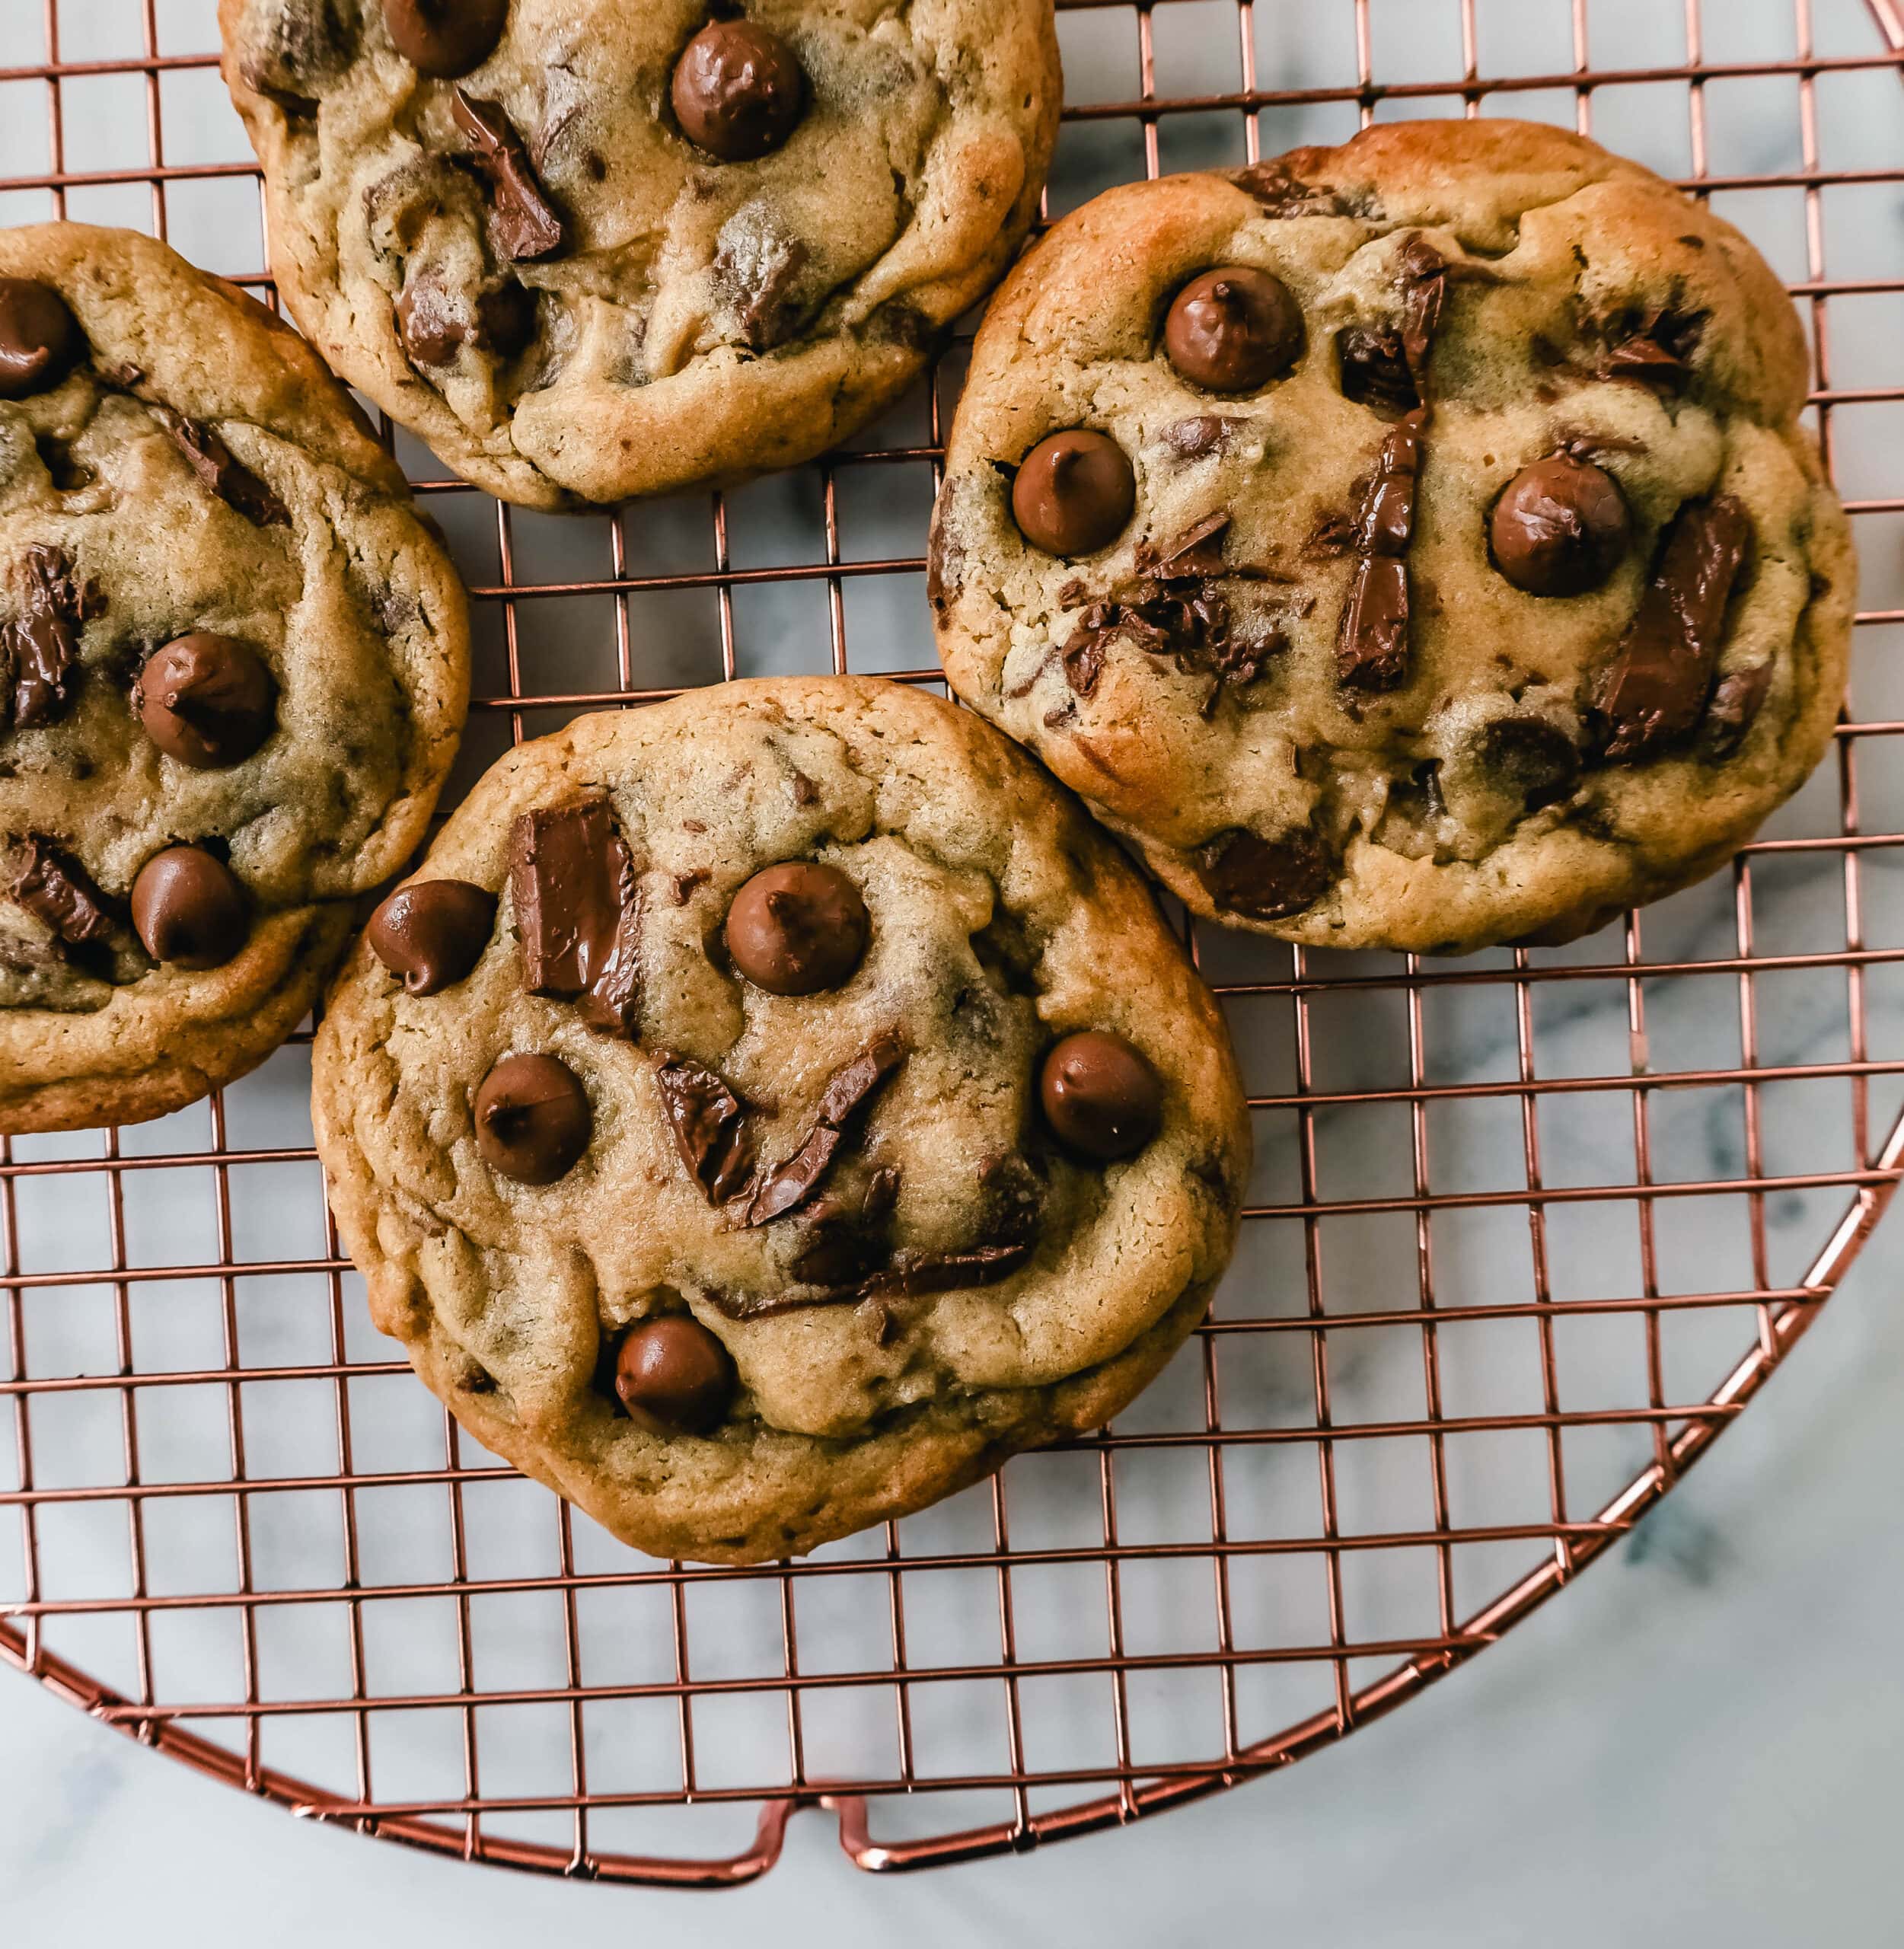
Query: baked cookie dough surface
930,120,1855,954
0,223,469,1132
311,678,1248,1563
222,0,1061,508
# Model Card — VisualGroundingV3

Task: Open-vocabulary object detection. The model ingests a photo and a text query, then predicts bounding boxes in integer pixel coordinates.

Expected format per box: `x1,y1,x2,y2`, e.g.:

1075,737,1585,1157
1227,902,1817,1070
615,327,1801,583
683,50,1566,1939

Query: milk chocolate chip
130,847,248,969
1039,1031,1161,1161
671,19,805,162
368,879,496,994
1489,457,1631,598
383,0,507,78
1012,430,1136,557
0,279,80,398
1163,266,1304,393
725,861,869,996
614,1316,736,1436
135,634,276,768
475,1052,592,1185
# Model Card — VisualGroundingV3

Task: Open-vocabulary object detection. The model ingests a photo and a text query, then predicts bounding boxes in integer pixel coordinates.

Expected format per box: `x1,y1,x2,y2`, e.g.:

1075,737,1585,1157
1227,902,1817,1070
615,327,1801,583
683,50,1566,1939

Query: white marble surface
5,0,1904,1937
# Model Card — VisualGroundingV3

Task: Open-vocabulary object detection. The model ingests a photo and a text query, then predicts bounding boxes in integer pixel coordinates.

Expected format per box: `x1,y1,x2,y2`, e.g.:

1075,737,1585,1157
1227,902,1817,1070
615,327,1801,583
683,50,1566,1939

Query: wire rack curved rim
5,0,1904,1887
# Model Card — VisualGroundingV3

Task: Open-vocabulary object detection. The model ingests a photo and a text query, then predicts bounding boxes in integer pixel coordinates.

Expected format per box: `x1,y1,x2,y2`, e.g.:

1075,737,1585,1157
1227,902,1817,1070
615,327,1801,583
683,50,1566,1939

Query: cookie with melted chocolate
311,677,1248,1563
0,221,470,1132
932,120,1852,952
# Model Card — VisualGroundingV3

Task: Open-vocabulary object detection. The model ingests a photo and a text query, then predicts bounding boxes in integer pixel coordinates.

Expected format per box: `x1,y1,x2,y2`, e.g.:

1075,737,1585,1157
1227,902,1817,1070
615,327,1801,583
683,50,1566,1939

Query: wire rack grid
3,0,1904,1889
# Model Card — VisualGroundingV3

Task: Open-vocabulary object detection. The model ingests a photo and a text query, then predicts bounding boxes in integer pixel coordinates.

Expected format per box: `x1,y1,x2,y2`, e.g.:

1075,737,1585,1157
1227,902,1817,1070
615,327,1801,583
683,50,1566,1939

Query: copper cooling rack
5,0,1904,1887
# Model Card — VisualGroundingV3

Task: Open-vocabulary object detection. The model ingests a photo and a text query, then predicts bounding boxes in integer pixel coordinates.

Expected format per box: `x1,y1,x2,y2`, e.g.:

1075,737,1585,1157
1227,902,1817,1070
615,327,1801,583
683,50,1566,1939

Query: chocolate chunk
860,1242,1032,1302
452,89,566,262
241,0,356,106
925,506,964,614
395,273,469,367
1489,457,1631,598
743,1032,905,1227
670,868,710,906
1011,430,1136,558
671,19,806,162
1163,266,1304,394
1232,158,1360,219
1595,496,1753,761
130,847,248,969
613,1316,735,1436
725,860,869,996
1040,1031,1162,1162
1336,416,1424,691
1395,234,1448,406
1195,826,1332,922
509,799,642,1036
477,280,537,357
1336,324,1417,415
713,220,810,352
382,0,507,78
4,836,113,949
1701,661,1773,758
1597,309,1704,394
0,279,81,399
1474,716,1580,811
1134,509,1231,581
655,1054,757,1204
2,546,99,729
1162,415,1242,459
150,407,290,528
134,633,276,768
368,879,496,995
475,1052,592,1185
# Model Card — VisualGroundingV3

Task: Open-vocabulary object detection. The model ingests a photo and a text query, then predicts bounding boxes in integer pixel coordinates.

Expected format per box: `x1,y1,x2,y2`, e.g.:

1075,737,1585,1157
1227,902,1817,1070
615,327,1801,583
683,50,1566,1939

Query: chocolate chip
655,1053,757,1204
1039,1031,1162,1162
1011,430,1136,558
475,1052,592,1185
1488,457,1631,598
671,20,805,162
724,861,869,996
368,879,496,994
4,836,113,950
1701,661,1772,758
1337,415,1424,691
1164,266,1305,393
1194,826,1332,922
150,407,290,528
452,88,566,262
509,799,641,1036
1162,415,1242,458
130,847,248,969
2,545,99,730
382,0,507,78
134,634,276,769
0,279,81,399
1594,496,1753,762
744,1031,905,1227
613,1316,735,1436
1474,716,1580,811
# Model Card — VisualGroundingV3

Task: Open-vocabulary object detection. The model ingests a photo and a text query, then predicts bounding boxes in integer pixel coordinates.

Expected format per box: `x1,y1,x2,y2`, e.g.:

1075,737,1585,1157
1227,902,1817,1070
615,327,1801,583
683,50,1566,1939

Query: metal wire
3,0,1902,1886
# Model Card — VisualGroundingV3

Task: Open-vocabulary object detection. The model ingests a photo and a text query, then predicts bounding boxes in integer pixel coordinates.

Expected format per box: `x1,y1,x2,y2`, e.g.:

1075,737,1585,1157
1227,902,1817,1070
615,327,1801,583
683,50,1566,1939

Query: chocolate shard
1232,158,1362,219
1336,414,1424,691
2,545,100,729
860,1241,1033,1301
1194,826,1332,923
655,1054,757,1205
1597,308,1704,395
744,1031,906,1228
1336,324,1417,415
1594,496,1753,762
150,406,290,528
509,799,643,1037
452,88,566,262
4,834,115,949
1134,512,1229,582
1701,660,1773,758
1396,234,1448,405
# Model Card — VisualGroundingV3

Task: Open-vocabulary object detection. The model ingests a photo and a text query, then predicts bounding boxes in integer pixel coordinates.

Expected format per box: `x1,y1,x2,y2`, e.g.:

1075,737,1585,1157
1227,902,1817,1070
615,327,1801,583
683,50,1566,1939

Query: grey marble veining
5,0,1904,1935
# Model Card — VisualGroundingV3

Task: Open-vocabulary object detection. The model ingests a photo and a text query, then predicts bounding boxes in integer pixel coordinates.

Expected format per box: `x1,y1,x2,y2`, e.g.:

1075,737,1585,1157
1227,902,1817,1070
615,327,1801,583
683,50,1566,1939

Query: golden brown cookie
311,678,1248,1563
930,121,1855,953
222,0,1061,508
0,223,468,1132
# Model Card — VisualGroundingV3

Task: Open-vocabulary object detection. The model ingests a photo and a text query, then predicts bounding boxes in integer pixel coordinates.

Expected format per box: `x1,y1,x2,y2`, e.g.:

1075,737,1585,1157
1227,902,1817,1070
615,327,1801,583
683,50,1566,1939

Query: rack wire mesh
3,0,1903,1887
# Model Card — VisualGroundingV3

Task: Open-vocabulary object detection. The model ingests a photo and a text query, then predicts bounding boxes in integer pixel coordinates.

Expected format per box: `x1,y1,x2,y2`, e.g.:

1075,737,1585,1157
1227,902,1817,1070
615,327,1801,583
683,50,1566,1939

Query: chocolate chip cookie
0,223,469,1133
930,120,1855,953
221,1,1061,509
311,677,1247,1563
